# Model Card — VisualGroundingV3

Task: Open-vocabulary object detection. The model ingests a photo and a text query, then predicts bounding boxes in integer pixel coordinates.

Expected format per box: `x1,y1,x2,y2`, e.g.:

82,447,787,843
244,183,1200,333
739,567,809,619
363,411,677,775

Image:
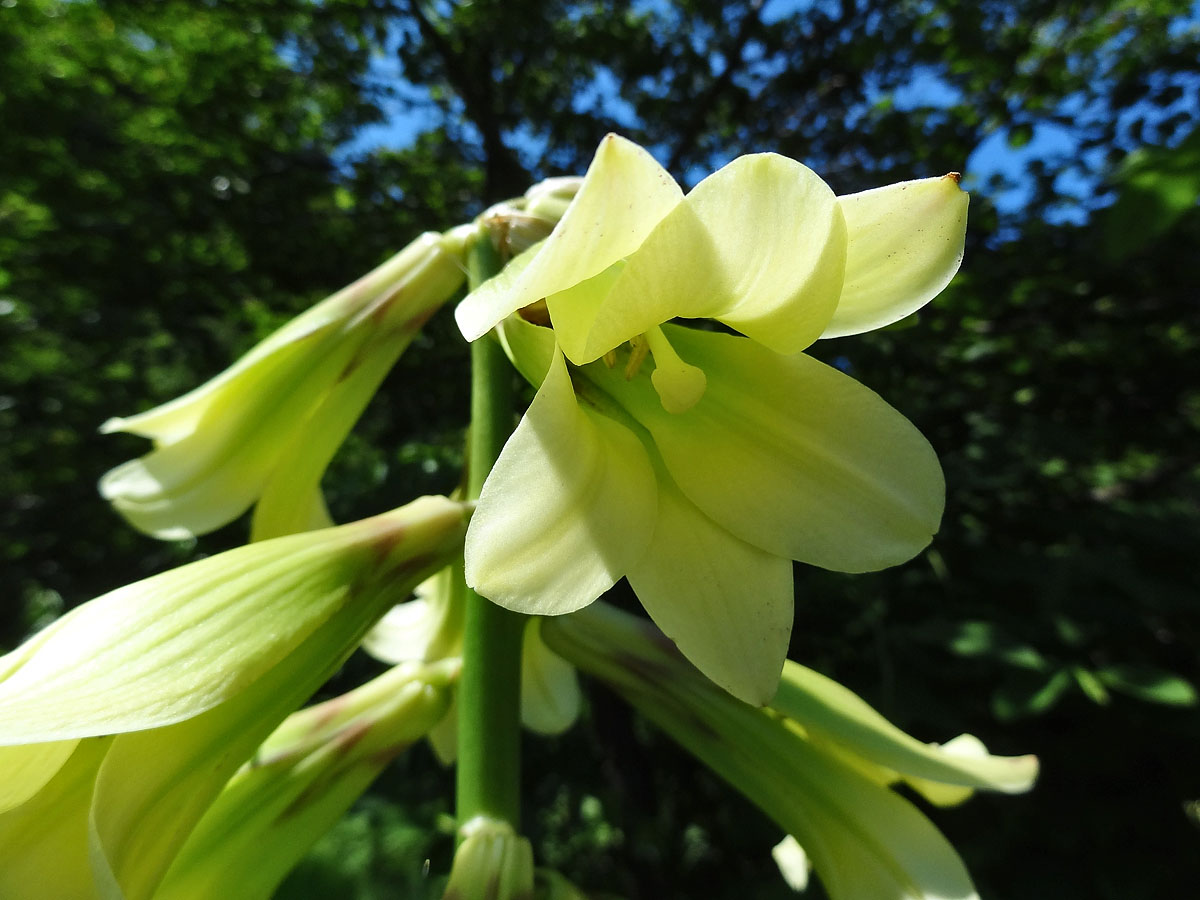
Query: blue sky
338,3,1200,226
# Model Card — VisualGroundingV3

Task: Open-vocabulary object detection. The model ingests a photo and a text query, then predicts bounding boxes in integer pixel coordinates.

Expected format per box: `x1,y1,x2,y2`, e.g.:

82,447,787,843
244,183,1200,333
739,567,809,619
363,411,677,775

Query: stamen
644,326,706,414
624,334,650,380
602,349,617,369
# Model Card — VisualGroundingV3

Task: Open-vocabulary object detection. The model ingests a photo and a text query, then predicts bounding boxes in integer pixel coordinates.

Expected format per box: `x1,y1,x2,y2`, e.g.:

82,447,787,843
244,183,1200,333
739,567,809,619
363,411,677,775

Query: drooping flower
0,496,470,900
459,135,967,704
543,602,1038,900
99,229,472,542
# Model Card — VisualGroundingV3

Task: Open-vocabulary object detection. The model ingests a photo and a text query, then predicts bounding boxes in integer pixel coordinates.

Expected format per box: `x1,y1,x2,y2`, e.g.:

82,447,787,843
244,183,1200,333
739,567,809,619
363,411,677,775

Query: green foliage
2,1,1198,897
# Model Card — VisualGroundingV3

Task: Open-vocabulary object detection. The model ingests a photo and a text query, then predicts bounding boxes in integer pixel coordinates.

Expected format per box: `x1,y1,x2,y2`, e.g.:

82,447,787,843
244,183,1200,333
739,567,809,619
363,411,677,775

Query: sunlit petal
0,737,112,900
549,154,846,363
0,740,80,814
823,175,968,338
0,498,470,743
466,350,657,615
456,134,682,341
590,326,944,573
774,664,1038,795
627,471,792,706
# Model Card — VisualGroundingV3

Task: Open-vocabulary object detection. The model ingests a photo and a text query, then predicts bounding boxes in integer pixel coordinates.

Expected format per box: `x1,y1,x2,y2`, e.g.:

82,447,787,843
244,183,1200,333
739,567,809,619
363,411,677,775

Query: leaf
1095,664,1199,707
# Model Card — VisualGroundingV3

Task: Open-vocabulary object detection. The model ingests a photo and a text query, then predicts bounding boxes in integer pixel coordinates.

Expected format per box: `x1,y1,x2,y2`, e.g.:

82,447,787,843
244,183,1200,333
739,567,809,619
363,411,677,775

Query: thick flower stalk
457,134,968,704
543,603,1037,900
99,228,473,541
0,496,470,900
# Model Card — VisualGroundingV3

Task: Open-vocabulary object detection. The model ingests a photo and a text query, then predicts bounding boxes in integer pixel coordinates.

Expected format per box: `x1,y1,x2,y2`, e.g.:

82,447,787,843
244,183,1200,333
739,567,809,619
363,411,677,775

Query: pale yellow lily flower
544,602,1038,900
458,135,967,704
100,229,471,541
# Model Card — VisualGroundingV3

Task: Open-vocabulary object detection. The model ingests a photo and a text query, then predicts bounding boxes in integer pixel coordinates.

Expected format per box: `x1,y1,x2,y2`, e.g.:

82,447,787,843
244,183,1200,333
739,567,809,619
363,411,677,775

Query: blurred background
1,0,1198,897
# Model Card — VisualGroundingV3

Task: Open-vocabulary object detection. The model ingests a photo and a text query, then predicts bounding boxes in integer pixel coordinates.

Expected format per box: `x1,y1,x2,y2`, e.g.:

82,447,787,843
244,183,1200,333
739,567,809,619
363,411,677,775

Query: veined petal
545,604,979,900
152,663,455,900
823,175,968,339
250,325,423,540
627,469,792,706
456,134,682,341
102,232,465,540
99,322,359,539
465,349,657,615
596,325,944,573
774,664,1038,794
520,618,582,735
103,231,463,444
0,497,469,744
86,592,438,900
548,153,845,363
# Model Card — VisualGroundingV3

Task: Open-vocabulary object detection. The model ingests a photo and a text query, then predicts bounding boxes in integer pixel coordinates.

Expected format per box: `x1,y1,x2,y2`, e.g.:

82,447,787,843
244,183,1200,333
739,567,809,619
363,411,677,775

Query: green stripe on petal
99,320,359,539
250,319,428,540
545,604,980,900
627,469,792,707
0,497,469,744
823,175,968,339
465,349,657,615
150,663,455,900
775,663,1038,794
101,232,466,540
599,325,944,574
549,154,845,364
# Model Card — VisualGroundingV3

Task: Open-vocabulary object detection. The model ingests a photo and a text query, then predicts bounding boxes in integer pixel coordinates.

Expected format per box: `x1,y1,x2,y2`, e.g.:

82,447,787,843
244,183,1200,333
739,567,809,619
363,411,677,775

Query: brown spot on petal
945,172,963,184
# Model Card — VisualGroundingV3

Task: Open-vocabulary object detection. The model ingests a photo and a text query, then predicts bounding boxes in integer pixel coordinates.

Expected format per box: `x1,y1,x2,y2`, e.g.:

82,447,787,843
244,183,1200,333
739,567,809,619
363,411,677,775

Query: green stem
456,232,526,830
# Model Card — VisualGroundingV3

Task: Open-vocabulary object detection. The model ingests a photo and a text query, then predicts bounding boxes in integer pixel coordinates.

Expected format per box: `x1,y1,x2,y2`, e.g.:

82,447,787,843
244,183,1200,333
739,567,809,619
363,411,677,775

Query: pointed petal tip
945,171,963,185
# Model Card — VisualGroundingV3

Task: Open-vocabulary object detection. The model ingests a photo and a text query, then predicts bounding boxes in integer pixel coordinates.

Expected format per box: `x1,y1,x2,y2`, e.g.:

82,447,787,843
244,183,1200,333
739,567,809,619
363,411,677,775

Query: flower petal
520,618,582,735
495,312,558,389
456,134,682,341
0,737,112,900
87,598,415,900
0,741,79,813
590,326,944,573
153,663,454,900
0,497,469,744
774,664,1039,794
548,153,846,363
465,349,657,614
99,322,358,539
250,324,420,540
362,565,464,665
771,733,980,900
627,470,792,706
822,175,968,339
545,604,979,900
